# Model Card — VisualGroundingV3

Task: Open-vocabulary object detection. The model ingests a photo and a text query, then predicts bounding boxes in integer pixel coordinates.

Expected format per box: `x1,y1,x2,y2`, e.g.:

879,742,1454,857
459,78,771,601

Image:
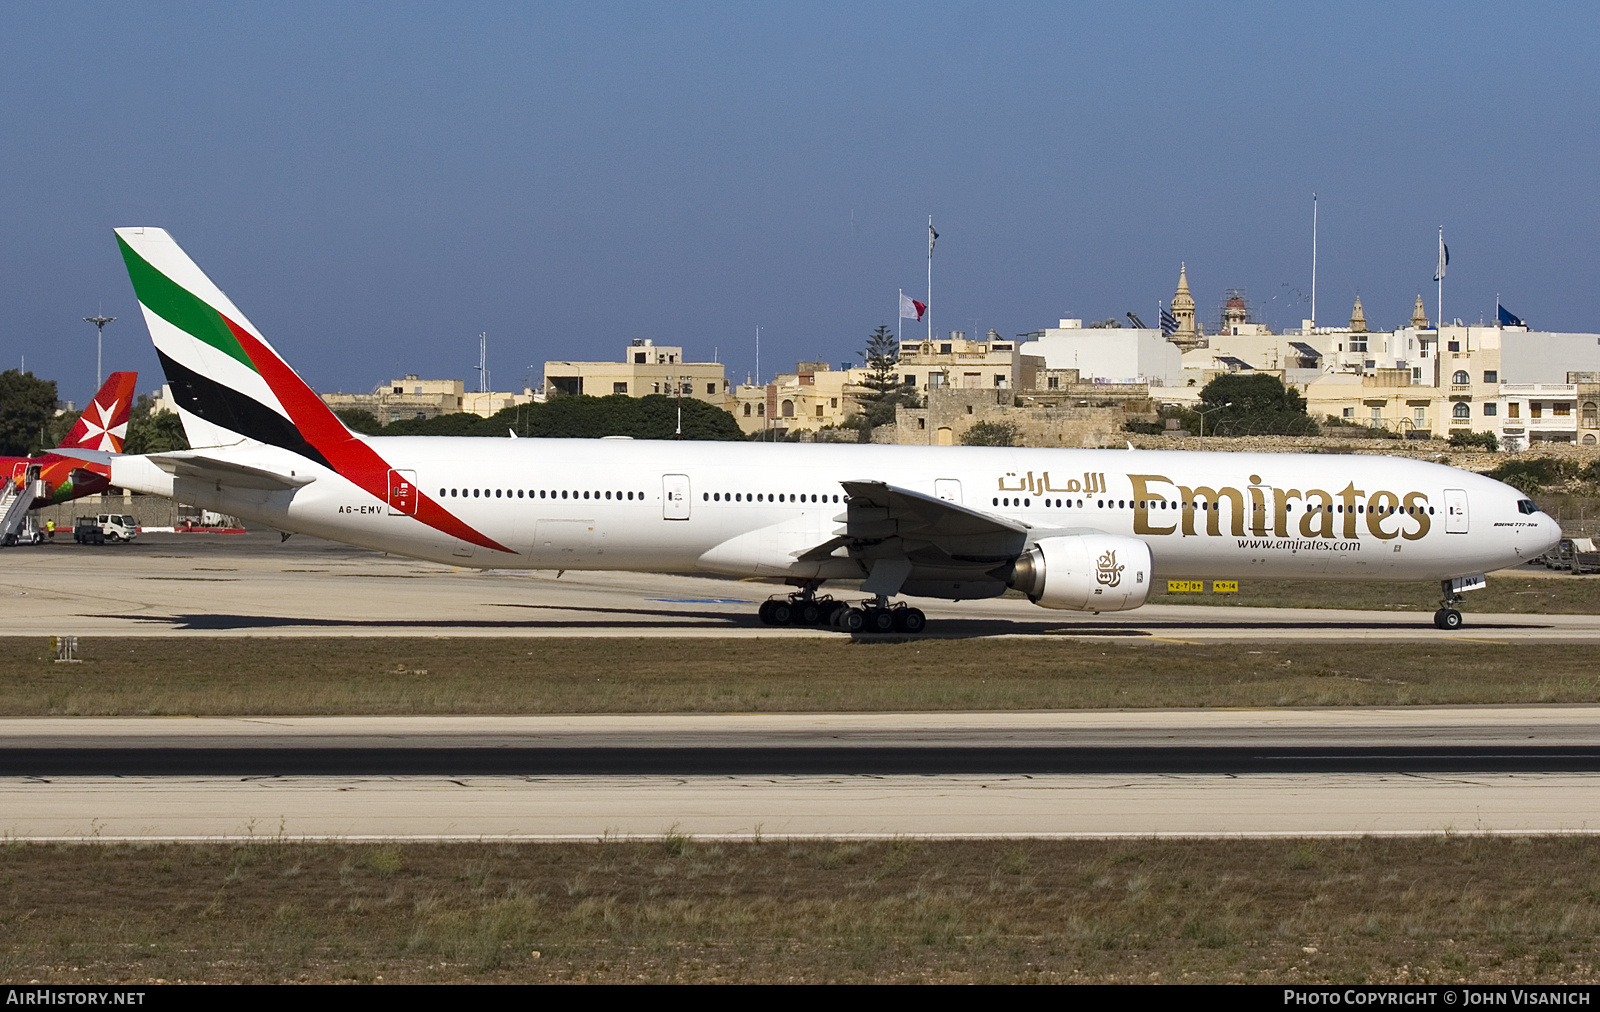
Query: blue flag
1159,307,1178,336
1498,303,1525,328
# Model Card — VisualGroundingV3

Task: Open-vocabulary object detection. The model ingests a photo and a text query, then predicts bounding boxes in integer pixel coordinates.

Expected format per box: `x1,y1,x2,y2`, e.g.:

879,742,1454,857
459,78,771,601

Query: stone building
543,340,731,407
890,368,1156,447
731,362,871,436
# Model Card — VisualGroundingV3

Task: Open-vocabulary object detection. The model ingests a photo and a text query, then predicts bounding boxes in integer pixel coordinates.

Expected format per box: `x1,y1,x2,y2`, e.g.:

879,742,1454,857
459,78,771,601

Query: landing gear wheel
1433,608,1463,631
894,607,927,634
796,601,824,626
866,608,897,634
769,601,794,625
758,600,780,625
838,607,867,634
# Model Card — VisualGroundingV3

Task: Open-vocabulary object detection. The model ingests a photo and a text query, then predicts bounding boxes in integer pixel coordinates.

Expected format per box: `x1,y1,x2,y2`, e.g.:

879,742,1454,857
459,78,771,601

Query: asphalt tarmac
6,530,1597,640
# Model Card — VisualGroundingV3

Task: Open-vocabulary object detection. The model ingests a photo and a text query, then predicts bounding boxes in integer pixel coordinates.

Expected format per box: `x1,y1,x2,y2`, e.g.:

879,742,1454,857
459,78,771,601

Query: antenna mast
83,314,116,392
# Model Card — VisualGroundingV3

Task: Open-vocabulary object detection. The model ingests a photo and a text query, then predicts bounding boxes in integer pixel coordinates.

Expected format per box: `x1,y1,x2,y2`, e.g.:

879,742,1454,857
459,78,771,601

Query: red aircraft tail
60,372,138,452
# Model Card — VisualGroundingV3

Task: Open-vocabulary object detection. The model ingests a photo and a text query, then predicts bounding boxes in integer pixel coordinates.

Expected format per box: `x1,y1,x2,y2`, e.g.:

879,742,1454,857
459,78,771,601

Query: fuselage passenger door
1443,488,1469,534
387,469,418,516
663,474,691,520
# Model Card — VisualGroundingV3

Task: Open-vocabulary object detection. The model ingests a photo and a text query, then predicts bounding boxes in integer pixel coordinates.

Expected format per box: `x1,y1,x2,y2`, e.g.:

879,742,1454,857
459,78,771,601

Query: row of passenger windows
703,492,842,503
441,488,646,501
991,496,1436,516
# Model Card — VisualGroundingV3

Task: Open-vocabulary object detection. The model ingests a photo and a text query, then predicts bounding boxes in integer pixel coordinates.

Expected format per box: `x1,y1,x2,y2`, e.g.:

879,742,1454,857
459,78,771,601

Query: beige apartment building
323,376,461,424
732,362,871,436
893,368,1156,447
730,332,1046,438
321,376,538,424
897,330,1040,394
544,340,730,406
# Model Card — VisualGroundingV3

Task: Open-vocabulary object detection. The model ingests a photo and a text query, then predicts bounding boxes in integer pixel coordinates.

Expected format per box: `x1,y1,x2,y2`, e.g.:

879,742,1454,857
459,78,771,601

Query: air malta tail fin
113,227,509,553
60,371,137,452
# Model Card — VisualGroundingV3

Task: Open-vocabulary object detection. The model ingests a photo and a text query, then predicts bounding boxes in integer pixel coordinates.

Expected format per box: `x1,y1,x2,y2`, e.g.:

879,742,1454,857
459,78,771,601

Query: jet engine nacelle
1008,534,1152,612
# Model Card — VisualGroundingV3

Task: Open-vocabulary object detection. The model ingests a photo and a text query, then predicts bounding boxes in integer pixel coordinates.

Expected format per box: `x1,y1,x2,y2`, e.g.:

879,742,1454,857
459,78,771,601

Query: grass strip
4,637,1600,714
2,836,1597,984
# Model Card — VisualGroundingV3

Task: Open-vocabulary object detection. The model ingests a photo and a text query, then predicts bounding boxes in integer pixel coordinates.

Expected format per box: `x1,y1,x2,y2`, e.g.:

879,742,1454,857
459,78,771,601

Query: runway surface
5,530,1597,641
8,711,1600,839
7,710,1600,775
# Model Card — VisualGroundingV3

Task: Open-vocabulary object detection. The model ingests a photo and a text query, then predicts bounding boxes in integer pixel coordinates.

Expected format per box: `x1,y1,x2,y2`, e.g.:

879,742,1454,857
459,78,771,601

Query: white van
95,514,140,542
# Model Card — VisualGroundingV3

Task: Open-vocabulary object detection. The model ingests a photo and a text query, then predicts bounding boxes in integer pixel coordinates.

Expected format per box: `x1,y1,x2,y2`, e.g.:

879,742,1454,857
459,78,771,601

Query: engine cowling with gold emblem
1007,535,1153,612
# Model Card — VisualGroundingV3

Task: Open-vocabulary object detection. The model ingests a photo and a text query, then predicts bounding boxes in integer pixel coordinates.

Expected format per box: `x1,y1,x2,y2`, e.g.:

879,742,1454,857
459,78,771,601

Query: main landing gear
1434,579,1466,631
757,585,926,635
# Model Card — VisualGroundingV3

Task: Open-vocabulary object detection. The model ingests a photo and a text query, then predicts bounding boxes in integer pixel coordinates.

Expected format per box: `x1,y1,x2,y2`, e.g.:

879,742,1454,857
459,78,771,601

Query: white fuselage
113,439,1562,593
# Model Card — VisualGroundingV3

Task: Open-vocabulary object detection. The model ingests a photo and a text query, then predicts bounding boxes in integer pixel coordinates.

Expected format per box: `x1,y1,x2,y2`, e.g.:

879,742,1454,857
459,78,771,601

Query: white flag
1434,236,1449,282
899,293,926,321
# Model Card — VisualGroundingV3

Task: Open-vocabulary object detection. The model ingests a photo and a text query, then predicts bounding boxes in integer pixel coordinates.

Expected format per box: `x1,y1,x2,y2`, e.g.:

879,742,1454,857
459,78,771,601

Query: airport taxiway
4,531,1597,640
7,774,1597,841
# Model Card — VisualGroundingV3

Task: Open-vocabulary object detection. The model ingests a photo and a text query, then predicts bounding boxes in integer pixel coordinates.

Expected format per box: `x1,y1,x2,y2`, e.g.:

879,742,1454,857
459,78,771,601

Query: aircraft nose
1542,512,1564,553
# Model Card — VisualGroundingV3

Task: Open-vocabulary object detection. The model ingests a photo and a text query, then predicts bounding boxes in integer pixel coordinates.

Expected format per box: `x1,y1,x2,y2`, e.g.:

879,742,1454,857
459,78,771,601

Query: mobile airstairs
1,466,47,546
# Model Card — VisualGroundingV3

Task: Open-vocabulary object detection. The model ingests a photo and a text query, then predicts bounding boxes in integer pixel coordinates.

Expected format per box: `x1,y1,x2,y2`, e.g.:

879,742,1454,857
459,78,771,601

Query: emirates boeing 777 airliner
73,228,1560,633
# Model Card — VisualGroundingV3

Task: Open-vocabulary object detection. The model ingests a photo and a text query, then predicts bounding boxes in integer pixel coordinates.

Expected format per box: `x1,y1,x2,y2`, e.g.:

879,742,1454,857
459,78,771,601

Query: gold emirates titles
996,471,1432,542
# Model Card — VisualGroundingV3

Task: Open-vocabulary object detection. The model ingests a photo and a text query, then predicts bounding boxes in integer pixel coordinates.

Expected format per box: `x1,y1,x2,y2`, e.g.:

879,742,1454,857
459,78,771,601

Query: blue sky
3,2,1597,405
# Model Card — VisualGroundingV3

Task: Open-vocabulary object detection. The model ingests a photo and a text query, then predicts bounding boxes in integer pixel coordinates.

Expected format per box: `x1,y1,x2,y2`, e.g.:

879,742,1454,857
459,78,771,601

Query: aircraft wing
833,479,1029,599
146,452,316,490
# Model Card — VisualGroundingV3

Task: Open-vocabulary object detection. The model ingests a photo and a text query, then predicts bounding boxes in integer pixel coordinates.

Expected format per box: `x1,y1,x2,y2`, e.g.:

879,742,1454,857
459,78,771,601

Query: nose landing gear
1433,579,1466,630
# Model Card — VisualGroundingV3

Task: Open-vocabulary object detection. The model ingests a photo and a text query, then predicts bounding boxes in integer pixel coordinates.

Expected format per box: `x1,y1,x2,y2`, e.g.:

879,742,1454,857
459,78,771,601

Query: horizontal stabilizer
48,446,118,466
147,452,316,490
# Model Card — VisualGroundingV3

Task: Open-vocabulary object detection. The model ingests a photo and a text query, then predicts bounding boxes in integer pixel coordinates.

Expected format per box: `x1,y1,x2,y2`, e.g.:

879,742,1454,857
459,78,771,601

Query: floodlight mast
83,314,116,391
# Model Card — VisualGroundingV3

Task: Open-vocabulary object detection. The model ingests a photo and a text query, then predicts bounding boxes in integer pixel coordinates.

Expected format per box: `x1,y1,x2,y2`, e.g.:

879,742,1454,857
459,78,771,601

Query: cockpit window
1517,499,1540,515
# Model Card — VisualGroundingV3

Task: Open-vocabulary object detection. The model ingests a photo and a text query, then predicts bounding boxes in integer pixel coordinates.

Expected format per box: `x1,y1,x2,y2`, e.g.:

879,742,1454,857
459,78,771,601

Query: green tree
380,411,493,436
1448,430,1499,451
1197,373,1318,436
373,395,746,441
122,395,189,454
1487,457,1573,494
333,408,383,434
961,421,1020,446
42,408,83,450
0,370,58,456
854,325,906,440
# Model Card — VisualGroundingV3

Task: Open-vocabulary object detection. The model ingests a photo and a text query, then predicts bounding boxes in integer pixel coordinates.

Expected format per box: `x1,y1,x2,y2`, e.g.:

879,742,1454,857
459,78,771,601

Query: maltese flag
899,293,926,321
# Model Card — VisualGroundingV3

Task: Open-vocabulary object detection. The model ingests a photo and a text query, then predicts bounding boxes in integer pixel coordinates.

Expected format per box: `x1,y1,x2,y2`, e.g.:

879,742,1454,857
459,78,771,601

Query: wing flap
835,480,1028,598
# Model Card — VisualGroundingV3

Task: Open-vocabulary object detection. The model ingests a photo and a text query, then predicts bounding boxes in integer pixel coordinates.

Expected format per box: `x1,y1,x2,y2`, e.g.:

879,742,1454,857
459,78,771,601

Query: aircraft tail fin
113,227,514,555
113,227,352,463
60,371,138,452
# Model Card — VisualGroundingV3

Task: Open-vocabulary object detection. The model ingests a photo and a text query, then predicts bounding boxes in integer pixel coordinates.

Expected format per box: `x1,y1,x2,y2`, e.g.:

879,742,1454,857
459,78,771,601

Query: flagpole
898,289,902,345
1311,192,1317,329
926,216,934,345
1437,226,1443,330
